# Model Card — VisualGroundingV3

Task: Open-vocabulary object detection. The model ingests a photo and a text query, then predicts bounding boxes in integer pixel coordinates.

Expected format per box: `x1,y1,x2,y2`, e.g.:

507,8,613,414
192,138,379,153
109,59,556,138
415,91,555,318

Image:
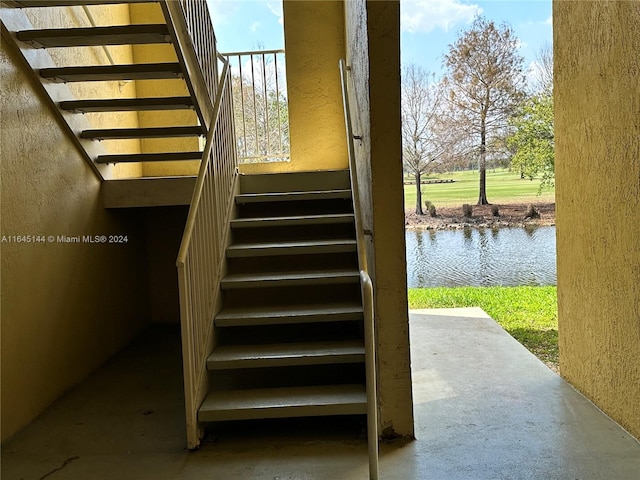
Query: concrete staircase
199,170,368,425
3,1,372,443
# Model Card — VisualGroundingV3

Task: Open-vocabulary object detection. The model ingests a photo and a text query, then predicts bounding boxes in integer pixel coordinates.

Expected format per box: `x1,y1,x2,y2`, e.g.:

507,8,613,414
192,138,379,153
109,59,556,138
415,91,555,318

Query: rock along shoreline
405,202,556,231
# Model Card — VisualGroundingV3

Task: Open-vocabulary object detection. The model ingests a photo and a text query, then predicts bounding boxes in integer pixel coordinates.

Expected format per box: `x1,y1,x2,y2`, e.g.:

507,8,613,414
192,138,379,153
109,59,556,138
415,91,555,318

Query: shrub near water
462,203,473,217
408,286,559,370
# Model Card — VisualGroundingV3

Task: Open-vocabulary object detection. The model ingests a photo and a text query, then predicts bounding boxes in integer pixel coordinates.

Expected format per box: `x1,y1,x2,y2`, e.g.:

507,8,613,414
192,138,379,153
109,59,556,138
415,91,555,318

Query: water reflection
405,226,556,288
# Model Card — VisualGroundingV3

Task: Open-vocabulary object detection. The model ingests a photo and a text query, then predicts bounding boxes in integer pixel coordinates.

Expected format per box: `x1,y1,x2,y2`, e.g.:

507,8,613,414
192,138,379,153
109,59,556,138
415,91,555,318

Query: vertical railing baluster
274,52,282,155
238,57,248,159
249,54,258,157
222,50,289,163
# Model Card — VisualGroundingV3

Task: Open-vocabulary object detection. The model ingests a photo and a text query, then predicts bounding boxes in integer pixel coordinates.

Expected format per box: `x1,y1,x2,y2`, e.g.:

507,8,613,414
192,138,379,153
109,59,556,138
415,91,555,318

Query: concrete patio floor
2,307,639,479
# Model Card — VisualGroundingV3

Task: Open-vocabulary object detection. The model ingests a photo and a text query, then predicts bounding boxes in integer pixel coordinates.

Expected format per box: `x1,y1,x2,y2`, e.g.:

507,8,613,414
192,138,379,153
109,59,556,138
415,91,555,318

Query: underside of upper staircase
1,0,213,203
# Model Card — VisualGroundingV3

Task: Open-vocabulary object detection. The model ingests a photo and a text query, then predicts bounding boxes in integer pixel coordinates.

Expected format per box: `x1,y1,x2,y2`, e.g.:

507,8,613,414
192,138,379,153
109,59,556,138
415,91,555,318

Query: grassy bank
408,286,558,370
405,168,555,208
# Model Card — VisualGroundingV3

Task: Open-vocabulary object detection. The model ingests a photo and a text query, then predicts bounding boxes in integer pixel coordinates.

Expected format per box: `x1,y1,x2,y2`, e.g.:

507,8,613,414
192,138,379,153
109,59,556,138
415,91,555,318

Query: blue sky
207,0,285,53
207,0,552,76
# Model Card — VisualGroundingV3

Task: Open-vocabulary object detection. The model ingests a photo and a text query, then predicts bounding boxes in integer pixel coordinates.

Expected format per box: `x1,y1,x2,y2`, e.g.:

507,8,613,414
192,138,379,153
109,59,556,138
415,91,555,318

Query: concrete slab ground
2,308,639,479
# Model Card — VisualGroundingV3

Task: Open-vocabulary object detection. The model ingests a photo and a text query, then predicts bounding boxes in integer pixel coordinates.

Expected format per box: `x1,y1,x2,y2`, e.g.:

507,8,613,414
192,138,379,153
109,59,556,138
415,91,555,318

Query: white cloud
544,15,552,26
527,59,544,82
401,0,482,34
250,21,260,32
206,0,239,26
266,1,284,26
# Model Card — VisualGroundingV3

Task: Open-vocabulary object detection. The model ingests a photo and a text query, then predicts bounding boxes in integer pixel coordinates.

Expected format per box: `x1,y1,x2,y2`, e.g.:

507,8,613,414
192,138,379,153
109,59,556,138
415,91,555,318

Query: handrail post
362,271,379,480
340,58,380,480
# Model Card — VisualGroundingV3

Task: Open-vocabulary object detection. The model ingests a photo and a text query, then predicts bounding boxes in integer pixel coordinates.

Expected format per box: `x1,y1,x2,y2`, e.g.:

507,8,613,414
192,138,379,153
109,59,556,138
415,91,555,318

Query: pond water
405,226,556,288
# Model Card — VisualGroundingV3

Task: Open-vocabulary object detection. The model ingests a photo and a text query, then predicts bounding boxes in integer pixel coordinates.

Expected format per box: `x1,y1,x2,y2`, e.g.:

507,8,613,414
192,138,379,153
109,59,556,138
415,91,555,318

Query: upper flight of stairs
198,170,369,424
2,1,205,173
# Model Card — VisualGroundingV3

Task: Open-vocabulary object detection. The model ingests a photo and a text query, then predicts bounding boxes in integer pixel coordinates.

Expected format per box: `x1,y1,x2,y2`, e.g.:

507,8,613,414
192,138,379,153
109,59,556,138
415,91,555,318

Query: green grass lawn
408,286,559,370
405,168,555,208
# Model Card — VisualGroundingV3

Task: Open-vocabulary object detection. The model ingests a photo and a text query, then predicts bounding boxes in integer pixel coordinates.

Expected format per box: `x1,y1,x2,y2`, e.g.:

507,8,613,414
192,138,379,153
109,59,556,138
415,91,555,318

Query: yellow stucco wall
1,41,152,443
345,0,414,437
248,0,347,174
554,0,640,439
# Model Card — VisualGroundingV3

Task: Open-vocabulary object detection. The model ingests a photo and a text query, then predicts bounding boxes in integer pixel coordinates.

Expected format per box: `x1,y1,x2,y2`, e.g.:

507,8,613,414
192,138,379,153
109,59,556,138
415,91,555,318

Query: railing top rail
221,48,285,57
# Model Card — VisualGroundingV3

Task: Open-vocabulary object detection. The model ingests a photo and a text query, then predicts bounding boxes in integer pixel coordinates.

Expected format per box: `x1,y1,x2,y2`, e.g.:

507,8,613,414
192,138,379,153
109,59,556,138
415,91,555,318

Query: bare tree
443,16,526,205
402,64,446,214
532,42,553,95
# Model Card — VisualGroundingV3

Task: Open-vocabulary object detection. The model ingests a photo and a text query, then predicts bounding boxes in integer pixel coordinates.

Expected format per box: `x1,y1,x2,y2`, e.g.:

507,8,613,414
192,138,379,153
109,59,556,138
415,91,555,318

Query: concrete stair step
215,302,363,327
226,252,359,276
227,239,356,258
207,340,365,370
81,126,205,140
15,24,171,48
221,269,360,290
39,63,183,82
198,384,367,422
235,189,351,205
96,151,202,164
239,170,351,194
60,96,194,113
231,213,354,229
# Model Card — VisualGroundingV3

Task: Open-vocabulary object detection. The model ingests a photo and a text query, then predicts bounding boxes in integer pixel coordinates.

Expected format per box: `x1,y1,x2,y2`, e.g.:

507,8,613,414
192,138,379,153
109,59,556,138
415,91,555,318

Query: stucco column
554,0,640,439
345,0,415,438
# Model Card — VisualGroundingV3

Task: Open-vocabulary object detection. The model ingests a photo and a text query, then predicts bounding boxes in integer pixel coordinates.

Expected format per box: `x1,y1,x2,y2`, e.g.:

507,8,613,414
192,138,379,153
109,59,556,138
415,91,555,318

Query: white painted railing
222,49,289,163
161,0,218,127
339,59,379,480
176,59,237,450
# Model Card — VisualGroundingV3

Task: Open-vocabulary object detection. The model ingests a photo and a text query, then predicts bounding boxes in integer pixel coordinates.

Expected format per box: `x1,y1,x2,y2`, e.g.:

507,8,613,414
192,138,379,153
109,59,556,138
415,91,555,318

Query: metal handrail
176,59,229,276
176,57,237,449
339,58,379,480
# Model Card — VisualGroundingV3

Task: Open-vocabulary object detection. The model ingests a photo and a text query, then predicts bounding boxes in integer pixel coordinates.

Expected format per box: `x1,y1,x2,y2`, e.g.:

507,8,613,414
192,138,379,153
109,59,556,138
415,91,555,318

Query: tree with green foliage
443,16,526,205
508,94,554,188
508,43,554,188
